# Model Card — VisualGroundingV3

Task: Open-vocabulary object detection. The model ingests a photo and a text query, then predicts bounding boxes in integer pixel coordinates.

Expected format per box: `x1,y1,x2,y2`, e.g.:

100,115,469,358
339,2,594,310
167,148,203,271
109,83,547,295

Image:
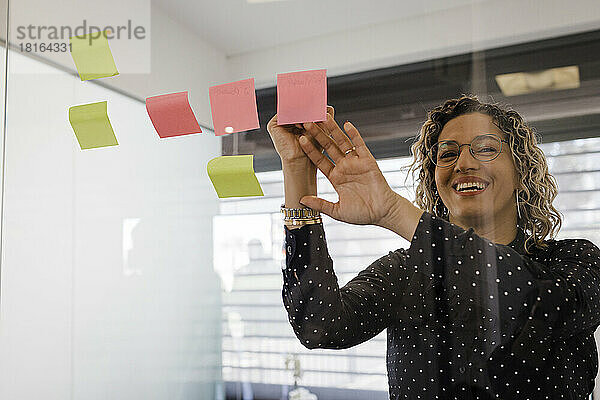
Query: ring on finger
344,146,357,156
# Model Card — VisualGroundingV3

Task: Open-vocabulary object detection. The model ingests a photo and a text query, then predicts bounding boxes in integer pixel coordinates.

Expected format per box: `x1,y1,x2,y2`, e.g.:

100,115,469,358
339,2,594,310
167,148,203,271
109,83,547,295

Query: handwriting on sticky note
69,31,119,81
209,78,260,136
69,101,118,150
207,155,264,198
146,92,202,138
277,69,327,125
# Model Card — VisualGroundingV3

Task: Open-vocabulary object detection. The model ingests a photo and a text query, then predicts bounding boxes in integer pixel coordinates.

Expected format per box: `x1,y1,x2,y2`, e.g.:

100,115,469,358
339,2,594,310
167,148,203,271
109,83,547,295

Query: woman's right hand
267,106,334,167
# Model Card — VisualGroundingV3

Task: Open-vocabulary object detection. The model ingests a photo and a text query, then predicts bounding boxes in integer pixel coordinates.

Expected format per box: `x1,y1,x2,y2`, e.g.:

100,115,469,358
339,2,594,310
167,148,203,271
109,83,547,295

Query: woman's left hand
297,115,401,227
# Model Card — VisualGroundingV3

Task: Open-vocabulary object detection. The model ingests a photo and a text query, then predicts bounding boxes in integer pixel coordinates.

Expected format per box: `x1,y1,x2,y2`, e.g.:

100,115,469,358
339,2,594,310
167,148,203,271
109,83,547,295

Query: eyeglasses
428,134,510,168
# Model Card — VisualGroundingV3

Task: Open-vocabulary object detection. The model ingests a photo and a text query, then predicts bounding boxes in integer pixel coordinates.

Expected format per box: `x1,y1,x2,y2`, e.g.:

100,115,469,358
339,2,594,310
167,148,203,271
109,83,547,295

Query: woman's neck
449,213,518,245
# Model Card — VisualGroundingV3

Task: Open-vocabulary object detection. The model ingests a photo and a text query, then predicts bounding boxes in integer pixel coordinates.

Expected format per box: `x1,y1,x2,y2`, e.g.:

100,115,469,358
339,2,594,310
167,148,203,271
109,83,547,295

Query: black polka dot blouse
282,211,600,399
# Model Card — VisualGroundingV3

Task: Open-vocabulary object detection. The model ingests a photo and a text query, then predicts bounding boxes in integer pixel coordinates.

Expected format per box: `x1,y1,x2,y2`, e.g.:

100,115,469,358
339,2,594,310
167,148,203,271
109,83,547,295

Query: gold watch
280,204,322,227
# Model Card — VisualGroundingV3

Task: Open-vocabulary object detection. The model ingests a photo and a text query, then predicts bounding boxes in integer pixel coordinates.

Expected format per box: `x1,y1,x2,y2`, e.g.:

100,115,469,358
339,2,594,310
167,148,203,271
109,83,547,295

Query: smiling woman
431,116,524,245
409,96,563,253
268,94,600,399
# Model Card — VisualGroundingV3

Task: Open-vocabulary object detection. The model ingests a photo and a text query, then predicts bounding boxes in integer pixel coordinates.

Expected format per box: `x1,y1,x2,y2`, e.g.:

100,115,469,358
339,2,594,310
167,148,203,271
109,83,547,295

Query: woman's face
434,112,519,227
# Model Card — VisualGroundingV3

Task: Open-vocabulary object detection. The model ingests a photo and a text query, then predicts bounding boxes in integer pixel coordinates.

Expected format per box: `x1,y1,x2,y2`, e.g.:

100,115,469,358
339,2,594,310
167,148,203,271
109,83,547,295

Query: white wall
227,0,600,88
0,50,222,400
0,2,227,398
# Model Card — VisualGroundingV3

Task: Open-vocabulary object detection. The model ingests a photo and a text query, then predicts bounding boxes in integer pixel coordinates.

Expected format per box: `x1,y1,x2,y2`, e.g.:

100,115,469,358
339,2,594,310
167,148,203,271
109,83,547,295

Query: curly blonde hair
405,95,562,254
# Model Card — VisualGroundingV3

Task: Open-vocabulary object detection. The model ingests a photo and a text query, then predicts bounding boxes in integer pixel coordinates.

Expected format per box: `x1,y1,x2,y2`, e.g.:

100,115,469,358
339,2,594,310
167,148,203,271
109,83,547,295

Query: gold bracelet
283,217,322,227
284,220,322,229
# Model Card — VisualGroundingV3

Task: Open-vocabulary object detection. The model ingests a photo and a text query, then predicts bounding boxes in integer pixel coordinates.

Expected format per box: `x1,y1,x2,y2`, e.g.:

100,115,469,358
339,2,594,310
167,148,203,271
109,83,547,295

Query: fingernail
299,135,308,144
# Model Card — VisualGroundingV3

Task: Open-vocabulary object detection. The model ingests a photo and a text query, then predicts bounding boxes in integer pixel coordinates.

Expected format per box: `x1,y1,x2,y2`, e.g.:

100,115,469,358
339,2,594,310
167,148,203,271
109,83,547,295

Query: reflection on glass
2,0,600,399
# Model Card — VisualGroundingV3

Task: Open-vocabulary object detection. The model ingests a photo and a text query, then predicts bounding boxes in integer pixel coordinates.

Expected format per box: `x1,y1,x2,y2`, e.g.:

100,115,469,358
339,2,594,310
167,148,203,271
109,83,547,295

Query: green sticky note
207,155,264,198
69,31,119,81
69,101,118,150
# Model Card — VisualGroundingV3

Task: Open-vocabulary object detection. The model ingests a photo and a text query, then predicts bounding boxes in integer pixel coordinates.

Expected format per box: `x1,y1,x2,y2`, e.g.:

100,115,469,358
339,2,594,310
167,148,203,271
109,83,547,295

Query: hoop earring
516,190,522,221
435,196,448,218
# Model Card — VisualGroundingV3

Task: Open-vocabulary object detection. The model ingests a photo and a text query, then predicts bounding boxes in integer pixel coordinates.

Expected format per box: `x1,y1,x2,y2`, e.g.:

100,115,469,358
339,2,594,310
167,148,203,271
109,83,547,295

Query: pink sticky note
209,78,260,136
146,92,202,138
277,69,327,124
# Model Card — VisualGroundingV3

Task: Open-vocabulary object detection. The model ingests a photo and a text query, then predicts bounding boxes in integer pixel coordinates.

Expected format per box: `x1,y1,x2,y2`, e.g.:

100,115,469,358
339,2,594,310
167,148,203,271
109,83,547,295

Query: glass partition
1,1,600,400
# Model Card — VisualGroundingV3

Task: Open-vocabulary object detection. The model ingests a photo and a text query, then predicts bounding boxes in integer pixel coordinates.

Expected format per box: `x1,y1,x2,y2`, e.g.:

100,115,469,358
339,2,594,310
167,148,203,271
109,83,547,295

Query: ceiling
151,0,488,56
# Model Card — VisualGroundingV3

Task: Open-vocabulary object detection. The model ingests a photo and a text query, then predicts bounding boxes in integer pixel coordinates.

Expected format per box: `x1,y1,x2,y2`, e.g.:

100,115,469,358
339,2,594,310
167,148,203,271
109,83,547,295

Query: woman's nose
454,146,479,172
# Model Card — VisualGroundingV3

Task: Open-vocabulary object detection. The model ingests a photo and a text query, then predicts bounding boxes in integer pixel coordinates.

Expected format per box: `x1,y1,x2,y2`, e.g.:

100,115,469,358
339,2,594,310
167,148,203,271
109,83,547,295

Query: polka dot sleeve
532,237,600,338
282,223,415,350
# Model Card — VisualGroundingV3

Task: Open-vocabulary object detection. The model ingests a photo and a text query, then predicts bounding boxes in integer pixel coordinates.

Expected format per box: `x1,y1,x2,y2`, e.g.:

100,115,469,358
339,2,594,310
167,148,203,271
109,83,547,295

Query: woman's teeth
455,182,488,192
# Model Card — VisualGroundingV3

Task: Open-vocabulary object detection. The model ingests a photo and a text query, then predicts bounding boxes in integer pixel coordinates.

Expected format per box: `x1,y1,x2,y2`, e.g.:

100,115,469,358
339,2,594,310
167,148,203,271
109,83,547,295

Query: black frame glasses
428,134,510,168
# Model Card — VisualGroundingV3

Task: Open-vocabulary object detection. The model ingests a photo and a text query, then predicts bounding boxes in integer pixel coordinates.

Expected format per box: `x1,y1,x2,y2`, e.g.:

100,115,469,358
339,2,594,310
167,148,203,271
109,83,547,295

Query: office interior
0,0,599,399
